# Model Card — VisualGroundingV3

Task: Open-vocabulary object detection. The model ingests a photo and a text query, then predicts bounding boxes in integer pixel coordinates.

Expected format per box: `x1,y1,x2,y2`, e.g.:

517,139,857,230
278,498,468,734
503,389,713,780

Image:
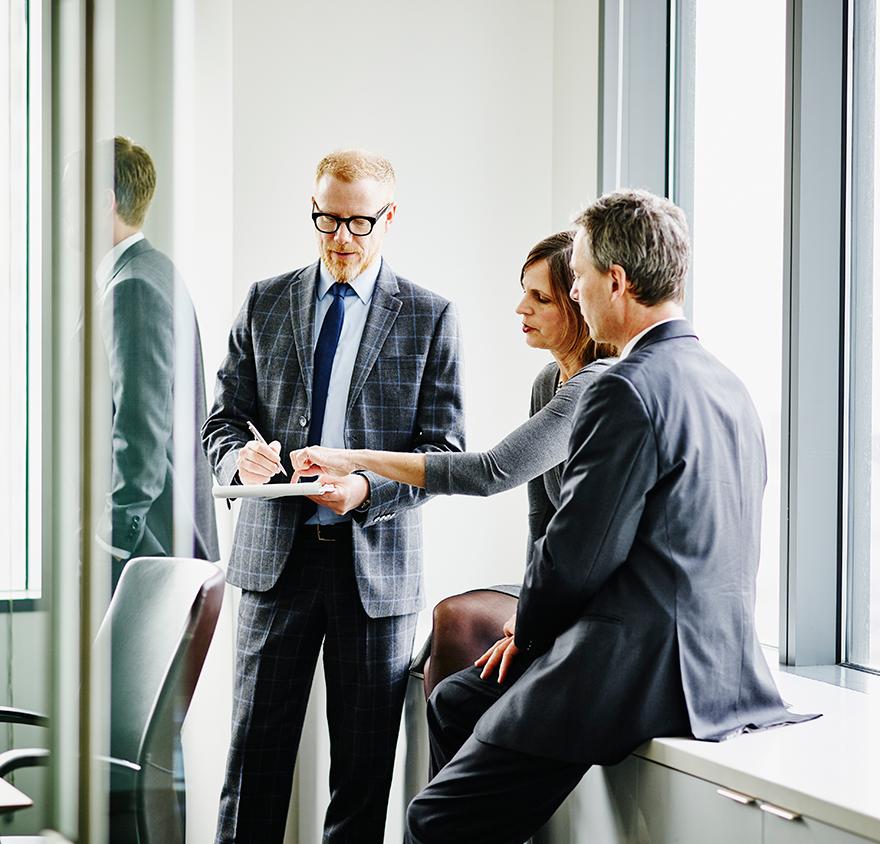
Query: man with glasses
203,149,465,843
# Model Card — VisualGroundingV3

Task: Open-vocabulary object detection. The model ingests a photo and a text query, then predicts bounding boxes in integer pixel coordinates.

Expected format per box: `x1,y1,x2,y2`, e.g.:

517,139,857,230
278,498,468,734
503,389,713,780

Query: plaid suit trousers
216,529,417,843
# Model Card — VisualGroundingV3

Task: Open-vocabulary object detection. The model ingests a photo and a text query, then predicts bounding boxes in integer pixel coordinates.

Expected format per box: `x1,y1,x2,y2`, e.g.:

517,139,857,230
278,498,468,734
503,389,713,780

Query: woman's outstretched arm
291,447,427,488
291,360,613,496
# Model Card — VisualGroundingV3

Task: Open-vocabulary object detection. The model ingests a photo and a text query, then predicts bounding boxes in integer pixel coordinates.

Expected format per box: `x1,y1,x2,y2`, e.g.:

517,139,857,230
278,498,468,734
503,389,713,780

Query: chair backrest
97,556,224,767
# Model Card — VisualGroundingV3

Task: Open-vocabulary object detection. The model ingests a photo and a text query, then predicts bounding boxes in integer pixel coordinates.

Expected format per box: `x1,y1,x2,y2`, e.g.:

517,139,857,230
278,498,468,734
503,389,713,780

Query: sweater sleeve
423,360,611,496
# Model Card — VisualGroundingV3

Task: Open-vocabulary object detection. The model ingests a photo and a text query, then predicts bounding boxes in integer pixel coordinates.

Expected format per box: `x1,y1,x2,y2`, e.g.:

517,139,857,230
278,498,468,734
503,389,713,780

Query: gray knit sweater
424,356,615,557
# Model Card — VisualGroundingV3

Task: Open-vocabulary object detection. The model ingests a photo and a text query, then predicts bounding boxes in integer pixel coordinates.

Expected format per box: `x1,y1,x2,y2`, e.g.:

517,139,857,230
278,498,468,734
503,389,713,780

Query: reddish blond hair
315,149,396,188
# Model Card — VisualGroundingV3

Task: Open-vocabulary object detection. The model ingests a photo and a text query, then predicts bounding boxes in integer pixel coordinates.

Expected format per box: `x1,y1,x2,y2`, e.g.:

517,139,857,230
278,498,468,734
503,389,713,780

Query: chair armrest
409,634,432,679
98,755,141,775
0,707,49,728
0,748,50,777
0,749,140,781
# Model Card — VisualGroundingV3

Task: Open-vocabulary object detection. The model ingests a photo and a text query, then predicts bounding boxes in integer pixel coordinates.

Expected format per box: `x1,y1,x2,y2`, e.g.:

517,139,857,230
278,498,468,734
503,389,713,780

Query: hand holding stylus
236,421,287,484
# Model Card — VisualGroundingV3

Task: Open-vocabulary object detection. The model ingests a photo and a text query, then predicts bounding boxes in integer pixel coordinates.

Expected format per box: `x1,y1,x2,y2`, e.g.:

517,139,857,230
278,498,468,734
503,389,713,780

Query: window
604,0,860,671
1,0,30,594
690,0,787,647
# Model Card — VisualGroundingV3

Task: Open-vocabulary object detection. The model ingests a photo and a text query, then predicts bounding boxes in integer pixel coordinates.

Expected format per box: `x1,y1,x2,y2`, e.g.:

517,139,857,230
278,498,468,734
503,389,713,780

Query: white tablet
212,481,332,499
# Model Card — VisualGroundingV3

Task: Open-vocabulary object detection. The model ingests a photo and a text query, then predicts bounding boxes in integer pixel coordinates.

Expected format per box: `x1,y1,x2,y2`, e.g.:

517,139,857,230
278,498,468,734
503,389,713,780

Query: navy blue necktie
308,282,349,447
302,282,349,519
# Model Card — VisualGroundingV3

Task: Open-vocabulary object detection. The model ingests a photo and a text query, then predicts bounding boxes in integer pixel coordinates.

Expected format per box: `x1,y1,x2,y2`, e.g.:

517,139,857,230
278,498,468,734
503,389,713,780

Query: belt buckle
315,523,335,543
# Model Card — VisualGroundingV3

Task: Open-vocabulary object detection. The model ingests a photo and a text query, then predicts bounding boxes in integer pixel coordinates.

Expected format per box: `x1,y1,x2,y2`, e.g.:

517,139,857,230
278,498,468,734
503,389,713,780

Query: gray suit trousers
407,665,589,844
407,663,689,844
216,530,417,844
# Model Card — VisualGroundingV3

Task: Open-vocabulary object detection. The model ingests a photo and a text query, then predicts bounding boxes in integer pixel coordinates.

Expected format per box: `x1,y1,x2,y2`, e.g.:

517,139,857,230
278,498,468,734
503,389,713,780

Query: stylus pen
246,420,288,476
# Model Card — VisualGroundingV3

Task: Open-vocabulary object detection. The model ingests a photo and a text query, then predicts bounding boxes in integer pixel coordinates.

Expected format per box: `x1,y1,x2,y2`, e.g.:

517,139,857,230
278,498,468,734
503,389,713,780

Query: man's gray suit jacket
100,238,220,563
476,320,816,765
202,260,465,618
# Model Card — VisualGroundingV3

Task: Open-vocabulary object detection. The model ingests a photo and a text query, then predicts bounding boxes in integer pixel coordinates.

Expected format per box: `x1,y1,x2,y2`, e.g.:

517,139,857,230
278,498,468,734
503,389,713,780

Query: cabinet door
764,813,879,844
533,756,639,844
637,760,763,844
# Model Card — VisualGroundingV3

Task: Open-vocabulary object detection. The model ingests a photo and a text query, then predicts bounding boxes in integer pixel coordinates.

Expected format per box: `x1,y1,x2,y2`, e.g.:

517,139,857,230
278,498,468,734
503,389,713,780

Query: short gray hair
574,189,690,305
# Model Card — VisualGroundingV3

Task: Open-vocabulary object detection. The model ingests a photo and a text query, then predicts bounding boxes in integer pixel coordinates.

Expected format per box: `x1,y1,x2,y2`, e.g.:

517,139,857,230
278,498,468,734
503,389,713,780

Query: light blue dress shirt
307,256,381,524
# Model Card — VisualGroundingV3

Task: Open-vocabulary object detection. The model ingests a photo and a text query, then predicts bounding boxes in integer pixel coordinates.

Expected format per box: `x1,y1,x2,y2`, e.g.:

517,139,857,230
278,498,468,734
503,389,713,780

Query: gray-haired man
405,189,815,843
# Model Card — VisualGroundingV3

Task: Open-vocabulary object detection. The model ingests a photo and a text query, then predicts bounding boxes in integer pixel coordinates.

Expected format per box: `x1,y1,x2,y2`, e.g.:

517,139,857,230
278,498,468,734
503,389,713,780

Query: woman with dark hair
290,231,616,707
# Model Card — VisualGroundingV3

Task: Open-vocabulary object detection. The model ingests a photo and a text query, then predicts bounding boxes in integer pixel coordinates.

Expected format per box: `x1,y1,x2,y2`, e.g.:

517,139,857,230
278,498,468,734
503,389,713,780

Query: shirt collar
618,317,688,361
317,255,381,305
96,231,145,287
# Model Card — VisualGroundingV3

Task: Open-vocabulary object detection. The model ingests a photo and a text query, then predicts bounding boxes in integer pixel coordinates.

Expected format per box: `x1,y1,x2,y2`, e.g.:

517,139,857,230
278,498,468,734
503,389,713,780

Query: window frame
780,0,849,667
844,0,880,675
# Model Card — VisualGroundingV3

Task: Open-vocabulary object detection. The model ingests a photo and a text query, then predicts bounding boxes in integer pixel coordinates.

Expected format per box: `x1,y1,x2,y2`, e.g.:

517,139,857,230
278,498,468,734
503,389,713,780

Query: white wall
225,2,600,841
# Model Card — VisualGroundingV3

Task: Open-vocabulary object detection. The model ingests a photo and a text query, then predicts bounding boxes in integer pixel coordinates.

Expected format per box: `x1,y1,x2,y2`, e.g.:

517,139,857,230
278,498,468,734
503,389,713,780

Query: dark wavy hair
521,231,617,366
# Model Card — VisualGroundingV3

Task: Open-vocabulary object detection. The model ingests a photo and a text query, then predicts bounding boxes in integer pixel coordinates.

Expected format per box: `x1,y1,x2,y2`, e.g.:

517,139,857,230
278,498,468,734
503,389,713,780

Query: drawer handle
759,802,801,821
716,787,755,805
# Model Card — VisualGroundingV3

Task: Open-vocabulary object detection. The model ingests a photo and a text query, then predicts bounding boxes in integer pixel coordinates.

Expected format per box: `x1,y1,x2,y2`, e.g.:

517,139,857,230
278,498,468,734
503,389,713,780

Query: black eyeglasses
311,201,391,237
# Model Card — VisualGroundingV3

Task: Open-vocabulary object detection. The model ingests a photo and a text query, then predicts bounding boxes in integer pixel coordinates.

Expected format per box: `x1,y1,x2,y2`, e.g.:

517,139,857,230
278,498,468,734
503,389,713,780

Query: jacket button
299,415,308,427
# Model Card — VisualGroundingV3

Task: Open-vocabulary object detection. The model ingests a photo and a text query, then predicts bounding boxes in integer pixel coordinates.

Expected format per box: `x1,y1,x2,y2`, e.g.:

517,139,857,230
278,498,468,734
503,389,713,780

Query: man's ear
104,189,116,215
608,264,627,300
383,201,398,229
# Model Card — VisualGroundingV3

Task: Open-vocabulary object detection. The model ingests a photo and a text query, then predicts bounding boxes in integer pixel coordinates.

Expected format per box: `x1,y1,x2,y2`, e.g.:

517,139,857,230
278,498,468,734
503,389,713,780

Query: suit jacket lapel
290,262,320,400
346,261,402,414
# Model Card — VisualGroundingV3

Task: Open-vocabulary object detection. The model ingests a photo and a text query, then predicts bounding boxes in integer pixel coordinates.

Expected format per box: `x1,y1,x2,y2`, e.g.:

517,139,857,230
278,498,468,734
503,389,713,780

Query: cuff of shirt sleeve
219,447,243,486
352,471,371,519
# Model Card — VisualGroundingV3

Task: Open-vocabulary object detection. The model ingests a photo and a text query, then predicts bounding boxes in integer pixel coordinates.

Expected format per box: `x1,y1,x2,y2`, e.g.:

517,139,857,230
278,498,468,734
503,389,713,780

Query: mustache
326,246,363,257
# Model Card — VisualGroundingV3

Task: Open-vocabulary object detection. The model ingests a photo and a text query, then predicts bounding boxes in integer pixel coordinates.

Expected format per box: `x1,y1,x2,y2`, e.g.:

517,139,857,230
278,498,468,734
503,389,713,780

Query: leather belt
298,522,352,543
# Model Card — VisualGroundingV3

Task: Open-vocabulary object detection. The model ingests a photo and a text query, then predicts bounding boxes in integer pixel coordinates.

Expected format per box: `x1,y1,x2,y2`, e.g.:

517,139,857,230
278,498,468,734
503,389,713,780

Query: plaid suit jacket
202,260,465,617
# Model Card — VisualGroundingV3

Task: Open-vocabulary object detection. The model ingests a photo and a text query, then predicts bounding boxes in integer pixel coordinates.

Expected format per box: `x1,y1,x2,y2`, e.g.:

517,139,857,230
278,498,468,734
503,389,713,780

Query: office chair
0,556,224,843
414,587,518,698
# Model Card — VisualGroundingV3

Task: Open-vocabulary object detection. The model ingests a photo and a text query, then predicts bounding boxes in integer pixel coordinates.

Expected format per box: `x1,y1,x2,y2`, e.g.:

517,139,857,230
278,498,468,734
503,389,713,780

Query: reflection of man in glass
97,136,219,588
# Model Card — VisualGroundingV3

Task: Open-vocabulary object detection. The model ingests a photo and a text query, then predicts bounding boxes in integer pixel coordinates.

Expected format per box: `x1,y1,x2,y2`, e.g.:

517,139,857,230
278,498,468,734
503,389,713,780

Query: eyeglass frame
311,200,392,237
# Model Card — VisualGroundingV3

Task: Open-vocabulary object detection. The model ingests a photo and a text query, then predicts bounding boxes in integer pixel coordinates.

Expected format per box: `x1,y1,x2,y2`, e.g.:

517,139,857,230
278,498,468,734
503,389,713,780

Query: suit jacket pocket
583,613,624,626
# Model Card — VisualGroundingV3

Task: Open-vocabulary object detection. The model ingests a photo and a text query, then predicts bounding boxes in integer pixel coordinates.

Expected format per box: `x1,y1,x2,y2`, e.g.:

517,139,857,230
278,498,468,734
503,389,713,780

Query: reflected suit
98,237,219,586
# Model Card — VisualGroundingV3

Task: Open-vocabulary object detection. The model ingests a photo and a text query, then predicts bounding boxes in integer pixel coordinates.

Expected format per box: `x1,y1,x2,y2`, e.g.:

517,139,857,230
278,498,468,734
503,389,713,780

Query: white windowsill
633,649,880,840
